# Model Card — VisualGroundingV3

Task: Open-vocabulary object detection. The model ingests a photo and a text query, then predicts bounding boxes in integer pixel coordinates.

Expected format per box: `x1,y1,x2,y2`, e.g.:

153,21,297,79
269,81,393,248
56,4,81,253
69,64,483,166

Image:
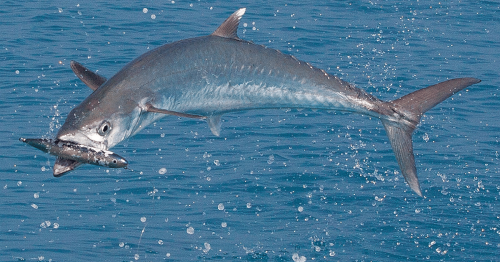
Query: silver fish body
22,8,481,196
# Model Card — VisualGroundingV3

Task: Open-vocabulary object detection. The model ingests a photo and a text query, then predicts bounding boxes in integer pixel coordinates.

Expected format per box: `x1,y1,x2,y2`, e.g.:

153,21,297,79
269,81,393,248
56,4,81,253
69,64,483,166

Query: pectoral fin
145,103,207,119
145,104,223,137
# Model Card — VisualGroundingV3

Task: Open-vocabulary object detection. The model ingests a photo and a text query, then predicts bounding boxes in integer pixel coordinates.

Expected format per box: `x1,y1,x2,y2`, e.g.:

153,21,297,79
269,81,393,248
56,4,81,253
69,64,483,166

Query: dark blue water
2,1,499,261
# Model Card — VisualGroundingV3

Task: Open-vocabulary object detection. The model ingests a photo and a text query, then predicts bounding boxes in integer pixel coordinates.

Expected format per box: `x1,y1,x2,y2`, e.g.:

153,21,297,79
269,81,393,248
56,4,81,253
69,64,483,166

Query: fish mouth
51,130,111,176
56,132,108,151
51,138,86,177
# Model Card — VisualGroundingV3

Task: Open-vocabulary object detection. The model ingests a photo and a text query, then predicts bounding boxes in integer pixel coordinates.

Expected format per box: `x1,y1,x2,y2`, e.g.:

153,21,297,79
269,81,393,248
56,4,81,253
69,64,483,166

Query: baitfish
22,8,481,196
20,138,128,175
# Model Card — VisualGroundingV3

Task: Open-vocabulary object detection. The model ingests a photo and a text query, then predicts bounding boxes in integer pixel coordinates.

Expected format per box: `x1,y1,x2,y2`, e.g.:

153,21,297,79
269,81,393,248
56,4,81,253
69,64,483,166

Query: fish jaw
53,125,112,176
56,126,109,151
53,129,127,176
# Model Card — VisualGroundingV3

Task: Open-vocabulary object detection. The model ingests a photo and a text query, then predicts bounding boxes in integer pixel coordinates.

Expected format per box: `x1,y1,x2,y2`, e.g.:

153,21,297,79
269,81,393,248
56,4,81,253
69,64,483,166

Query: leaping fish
22,8,480,196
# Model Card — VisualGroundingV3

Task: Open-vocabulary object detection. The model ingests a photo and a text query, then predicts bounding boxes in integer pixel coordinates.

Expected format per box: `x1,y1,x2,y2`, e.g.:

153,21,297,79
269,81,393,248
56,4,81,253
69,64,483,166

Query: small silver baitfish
20,138,128,175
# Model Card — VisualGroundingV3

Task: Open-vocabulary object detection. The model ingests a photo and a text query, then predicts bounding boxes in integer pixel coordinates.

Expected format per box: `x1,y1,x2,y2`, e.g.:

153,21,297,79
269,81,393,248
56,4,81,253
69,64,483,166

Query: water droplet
203,242,211,253
292,253,307,262
267,154,275,164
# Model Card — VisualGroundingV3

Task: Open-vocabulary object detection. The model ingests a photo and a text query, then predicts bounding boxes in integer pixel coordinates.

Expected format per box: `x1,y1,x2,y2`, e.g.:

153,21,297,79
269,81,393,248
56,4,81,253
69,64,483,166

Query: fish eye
97,121,112,136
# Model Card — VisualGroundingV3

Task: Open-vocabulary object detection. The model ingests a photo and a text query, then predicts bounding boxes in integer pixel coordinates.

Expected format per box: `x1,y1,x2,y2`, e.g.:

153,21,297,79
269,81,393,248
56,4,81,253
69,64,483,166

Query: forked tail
381,78,481,196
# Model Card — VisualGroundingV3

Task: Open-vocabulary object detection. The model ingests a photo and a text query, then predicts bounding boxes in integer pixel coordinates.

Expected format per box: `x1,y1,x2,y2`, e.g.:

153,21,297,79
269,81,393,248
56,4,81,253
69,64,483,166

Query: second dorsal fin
211,8,246,39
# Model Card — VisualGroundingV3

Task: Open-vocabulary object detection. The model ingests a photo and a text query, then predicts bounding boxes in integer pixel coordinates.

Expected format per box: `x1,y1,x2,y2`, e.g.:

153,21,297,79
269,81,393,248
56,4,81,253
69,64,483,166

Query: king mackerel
21,8,480,196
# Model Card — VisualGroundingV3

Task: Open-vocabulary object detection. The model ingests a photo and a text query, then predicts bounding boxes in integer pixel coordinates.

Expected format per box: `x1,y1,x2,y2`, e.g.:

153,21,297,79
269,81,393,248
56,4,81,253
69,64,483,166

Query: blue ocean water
1,1,499,261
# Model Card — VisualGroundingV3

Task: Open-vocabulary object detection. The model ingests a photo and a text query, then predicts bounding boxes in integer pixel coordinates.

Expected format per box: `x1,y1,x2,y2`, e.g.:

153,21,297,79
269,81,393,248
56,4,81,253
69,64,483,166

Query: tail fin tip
381,120,423,197
391,77,481,119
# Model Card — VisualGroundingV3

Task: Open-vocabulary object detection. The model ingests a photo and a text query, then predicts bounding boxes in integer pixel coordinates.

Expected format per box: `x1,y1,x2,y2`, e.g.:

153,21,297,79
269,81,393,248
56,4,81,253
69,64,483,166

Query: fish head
57,93,140,150
54,90,140,176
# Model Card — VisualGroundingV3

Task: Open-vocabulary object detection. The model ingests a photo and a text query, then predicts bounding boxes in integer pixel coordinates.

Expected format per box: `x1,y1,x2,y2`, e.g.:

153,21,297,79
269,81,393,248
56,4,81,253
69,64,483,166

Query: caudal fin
381,78,481,196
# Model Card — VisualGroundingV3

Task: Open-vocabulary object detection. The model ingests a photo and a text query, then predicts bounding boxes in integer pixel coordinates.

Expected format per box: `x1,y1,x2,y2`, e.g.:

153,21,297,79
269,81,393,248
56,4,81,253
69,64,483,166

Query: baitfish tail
380,77,481,196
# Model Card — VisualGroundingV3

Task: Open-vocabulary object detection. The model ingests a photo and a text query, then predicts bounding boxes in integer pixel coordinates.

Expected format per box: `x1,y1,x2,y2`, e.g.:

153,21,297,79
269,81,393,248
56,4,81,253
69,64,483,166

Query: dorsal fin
70,60,107,91
211,8,246,39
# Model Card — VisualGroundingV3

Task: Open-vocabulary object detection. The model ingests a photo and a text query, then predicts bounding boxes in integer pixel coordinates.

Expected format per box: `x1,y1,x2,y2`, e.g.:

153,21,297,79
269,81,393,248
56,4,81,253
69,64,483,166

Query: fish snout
56,128,108,151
